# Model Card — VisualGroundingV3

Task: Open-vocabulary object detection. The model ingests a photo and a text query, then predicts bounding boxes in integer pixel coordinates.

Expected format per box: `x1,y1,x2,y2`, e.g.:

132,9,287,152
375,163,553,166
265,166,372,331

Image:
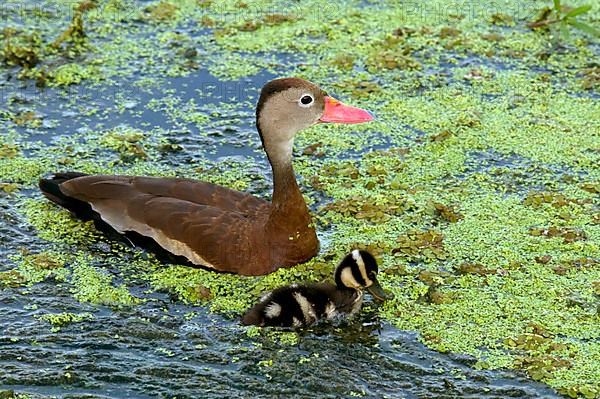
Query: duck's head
256,77,373,165
334,249,392,301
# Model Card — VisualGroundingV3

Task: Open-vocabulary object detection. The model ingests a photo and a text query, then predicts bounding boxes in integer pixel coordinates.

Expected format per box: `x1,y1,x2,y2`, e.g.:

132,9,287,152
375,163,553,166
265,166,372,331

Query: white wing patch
293,292,316,324
324,301,338,319
89,202,216,269
264,302,282,318
260,292,272,302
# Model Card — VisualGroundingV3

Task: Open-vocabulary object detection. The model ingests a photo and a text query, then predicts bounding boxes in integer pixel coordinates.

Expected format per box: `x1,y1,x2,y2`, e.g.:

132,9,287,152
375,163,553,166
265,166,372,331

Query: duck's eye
299,94,314,108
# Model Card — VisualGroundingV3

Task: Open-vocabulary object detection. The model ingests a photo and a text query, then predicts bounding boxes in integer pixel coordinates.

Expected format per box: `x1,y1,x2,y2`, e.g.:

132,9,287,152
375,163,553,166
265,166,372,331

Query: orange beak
319,96,374,124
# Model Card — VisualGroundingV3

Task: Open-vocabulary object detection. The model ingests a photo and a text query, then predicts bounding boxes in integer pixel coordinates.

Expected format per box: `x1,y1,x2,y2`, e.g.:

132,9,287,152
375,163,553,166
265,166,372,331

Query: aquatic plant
2,1,98,87
37,312,94,332
528,0,599,41
51,1,95,51
100,128,149,163
1,29,42,68
143,1,179,22
0,143,19,159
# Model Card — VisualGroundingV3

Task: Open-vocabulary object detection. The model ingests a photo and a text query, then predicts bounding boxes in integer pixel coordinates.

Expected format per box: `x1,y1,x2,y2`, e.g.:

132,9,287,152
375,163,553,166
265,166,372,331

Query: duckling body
242,250,389,327
242,282,363,327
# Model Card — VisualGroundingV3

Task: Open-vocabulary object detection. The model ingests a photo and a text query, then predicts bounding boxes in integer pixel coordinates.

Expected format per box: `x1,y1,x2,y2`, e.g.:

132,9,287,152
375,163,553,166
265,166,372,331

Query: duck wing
64,175,269,215
51,174,270,273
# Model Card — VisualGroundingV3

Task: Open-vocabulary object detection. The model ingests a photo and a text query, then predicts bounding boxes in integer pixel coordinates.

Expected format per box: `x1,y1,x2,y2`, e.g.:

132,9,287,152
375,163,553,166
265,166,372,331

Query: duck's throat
264,137,309,219
270,150,303,207
267,153,317,263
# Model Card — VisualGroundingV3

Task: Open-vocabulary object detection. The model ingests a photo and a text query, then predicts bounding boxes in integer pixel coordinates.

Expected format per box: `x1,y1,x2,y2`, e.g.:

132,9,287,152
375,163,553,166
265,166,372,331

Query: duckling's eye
299,94,314,108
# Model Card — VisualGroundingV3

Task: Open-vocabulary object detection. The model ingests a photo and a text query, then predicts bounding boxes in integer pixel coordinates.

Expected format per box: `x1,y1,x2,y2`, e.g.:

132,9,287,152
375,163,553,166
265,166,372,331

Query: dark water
1,283,560,399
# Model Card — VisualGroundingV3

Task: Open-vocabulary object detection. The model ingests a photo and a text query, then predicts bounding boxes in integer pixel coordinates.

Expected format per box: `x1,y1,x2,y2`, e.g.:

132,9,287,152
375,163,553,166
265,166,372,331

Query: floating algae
0,0,599,397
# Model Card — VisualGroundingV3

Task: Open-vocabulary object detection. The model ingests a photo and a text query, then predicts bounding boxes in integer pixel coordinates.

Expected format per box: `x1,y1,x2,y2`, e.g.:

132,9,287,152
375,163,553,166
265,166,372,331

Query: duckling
241,250,391,327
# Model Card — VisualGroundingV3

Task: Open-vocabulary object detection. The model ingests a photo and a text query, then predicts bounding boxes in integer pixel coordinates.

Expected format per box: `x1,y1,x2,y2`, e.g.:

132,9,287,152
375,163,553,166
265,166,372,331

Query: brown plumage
38,78,374,275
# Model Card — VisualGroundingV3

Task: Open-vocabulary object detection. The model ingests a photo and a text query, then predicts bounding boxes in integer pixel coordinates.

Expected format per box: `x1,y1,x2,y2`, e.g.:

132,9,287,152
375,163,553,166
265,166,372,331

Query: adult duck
39,78,373,275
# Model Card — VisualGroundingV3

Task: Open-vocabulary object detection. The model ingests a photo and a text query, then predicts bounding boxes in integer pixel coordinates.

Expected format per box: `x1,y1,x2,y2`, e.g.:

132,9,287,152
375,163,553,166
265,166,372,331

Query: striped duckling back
241,250,391,327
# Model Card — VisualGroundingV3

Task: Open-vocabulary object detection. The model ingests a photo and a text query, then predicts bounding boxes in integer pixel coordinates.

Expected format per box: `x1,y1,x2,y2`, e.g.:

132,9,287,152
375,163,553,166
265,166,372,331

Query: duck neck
257,120,319,267
267,138,306,211
258,120,317,259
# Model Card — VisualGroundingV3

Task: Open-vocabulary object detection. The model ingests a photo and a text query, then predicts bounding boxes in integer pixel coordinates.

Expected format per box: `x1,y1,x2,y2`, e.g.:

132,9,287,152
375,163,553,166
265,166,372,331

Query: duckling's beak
366,278,393,302
319,96,374,124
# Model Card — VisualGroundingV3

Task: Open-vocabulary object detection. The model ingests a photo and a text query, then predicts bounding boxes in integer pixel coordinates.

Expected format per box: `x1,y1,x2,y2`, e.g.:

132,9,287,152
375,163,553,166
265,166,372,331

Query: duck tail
38,172,93,219
38,172,199,266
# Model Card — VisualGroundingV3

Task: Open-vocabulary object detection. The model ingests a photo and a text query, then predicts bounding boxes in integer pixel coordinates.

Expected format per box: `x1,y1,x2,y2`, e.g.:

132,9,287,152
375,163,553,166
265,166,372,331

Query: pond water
1,1,598,398
1,294,561,399
1,268,560,398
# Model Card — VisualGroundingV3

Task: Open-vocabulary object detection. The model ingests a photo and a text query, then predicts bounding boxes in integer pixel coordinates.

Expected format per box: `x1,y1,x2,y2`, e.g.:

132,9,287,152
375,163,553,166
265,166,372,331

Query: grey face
257,85,326,144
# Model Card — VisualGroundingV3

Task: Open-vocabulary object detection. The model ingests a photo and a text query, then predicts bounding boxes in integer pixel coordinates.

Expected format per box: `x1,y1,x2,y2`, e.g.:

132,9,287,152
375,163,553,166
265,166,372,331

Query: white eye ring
298,93,314,108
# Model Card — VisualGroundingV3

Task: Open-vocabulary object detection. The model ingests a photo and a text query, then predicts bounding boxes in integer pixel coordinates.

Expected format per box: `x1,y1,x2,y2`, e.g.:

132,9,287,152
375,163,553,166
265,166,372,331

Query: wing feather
61,175,269,215
60,175,268,271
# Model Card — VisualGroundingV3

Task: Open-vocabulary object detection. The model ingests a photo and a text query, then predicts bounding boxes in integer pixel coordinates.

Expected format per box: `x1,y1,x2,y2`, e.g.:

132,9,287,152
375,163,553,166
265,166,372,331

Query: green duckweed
1,0,599,396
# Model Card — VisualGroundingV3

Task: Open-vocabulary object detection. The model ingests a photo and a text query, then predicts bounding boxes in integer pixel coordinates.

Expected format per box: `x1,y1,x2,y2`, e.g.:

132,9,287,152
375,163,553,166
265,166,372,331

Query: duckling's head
334,249,391,301
256,78,373,165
